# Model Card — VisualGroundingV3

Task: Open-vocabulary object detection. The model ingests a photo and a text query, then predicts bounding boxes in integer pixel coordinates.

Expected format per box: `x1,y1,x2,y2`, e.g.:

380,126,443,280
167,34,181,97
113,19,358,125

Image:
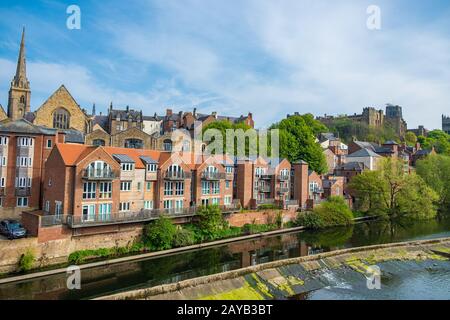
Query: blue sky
0,0,449,129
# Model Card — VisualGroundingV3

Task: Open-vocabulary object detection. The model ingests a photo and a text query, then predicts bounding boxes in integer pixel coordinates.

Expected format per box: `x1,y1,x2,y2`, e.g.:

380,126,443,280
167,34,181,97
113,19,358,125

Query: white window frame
17,197,29,207
120,181,131,191
83,182,97,199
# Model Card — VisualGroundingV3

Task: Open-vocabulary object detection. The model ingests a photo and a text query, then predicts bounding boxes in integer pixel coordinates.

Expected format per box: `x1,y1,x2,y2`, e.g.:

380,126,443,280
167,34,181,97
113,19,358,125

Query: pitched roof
112,154,135,163
347,148,381,158
110,108,142,121
337,162,368,171
0,118,56,135
55,144,95,166
383,140,398,145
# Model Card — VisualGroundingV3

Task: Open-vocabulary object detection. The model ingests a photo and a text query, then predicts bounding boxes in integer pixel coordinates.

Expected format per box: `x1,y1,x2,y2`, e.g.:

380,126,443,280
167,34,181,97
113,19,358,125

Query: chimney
126,105,130,112
166,109,173,116
193,108,197,117
110,102,113,111
212,112,217,119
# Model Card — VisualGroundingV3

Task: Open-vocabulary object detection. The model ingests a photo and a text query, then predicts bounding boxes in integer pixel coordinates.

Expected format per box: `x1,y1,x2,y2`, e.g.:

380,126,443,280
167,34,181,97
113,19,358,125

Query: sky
0,0,449,130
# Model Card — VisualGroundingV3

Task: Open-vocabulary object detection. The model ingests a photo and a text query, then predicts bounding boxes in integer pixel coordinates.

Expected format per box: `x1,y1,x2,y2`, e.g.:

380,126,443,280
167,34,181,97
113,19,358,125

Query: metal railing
40,215,65,227
258,186,271,193
62,202,241,228
256,174,273,180
277,175,290,181
256,198,275,205
283,200,299,206
164,171,192,180
82,169,116,180
278,187,290,194
201,172,226,180
15,187,31,196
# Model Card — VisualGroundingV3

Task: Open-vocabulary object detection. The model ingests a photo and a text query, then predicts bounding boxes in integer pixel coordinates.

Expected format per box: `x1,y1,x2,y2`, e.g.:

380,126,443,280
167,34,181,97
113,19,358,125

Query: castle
443,115,450,134
316,104,407,137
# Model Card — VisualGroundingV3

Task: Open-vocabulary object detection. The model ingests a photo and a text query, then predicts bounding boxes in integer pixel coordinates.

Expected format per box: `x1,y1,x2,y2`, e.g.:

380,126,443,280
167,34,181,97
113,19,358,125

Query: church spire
8,27,31,120
12,27,29,89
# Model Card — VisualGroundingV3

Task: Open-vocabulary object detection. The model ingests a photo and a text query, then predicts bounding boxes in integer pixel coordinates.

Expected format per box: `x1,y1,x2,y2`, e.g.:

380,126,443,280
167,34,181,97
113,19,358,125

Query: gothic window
124,138,143,149
20,95,25,104
93,139,105,147
53,108,71,129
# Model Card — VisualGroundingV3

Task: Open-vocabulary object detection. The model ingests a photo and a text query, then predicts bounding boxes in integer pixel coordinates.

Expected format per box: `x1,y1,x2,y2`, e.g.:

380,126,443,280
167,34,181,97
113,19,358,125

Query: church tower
8,28,31,120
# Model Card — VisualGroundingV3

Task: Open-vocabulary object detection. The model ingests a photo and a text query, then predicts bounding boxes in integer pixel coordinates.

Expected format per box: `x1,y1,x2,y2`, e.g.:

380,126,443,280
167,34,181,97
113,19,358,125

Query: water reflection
1,217,449,300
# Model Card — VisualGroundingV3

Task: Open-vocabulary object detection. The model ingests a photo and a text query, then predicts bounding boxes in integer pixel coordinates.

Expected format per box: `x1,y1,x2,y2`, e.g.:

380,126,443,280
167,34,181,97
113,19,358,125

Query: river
1,217,449,300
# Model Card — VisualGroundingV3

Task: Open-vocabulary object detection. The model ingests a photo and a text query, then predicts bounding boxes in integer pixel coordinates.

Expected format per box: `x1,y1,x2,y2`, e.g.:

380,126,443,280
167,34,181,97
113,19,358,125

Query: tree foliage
144,216,177,251
417,130,450,155
296,196,354,229
349,158,439,219
196,205,227,240
271,114,328,174
416,154,450,213
405,131,417,146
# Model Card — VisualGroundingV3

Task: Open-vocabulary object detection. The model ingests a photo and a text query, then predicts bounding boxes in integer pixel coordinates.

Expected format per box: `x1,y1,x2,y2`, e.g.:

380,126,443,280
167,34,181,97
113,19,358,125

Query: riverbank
97,237,450,300
0,215,377,284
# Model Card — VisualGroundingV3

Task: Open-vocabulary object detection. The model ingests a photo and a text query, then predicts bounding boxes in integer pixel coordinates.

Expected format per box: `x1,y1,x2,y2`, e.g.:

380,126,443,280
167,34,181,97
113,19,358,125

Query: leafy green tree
144,216,177,251
405,131,418,146
271,114,328,173
416,155,450,213
196,205,226,240
296,196,354,229
349,158,438,219
418,130,450,155
172,228,196,247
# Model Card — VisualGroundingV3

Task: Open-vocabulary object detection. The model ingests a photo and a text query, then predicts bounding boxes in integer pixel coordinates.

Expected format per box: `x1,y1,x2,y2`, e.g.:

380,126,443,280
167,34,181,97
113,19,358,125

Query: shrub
172,228,196,248
19,249,34,272
275,211,283,228
242,224,277,235
196,205,226,240
296,197,354,229
258,204,281,211
144,216,177,251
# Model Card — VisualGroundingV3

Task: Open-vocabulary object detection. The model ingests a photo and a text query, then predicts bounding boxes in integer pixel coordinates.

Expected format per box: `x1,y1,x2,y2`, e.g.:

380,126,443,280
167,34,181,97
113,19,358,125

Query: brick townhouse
39,144,239,229
234,157,310,210
0,118,74,219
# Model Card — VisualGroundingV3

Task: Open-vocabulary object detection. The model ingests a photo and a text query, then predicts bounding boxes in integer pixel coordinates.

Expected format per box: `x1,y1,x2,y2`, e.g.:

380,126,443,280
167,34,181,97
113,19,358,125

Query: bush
196,205,226,240
145,216,177,251
296,197,354,229
172,228,196,247
242,223,277,235
19,249,34,272
258,204,281,211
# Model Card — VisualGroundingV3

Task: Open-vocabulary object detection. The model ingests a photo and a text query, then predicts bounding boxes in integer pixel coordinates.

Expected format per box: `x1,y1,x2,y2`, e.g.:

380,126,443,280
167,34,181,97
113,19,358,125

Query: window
182,140,190,152
99,203,112,220
0,136,8,145
164,181,173,196
93,139,105,147
86,161,112,178
163,200,173,209
44,200,50,212
124,139,143,149
1,157,6,167
202,181,210,195
225,166,233,174
0,177,4,187
82,204,96,221
146,164,157,172
16,177,29,188
16,156,32,167
99,182,112,199
163,139,173,151
175,182,184,196
211,198,220,205
53,108,71,129
226,181,230,189
224,196,232,205
0,197,2,207
137,182,141,191
120,181,131,191
121,163,134,171
166,164,184,178
146,182,152,191
46,139,52,149
175,200,183,213
55,201,62,216
212,181,220,194
144,200,153,210
17,137,33,147
83,182,96,199
17,197,28,207
119,202,130,212
48,178,52,187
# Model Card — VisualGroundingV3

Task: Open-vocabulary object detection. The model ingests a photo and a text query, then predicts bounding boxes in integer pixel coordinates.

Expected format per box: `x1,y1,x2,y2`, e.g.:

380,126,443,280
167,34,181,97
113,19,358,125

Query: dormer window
121,163,134,171
225,166,233,174
147,164,157,172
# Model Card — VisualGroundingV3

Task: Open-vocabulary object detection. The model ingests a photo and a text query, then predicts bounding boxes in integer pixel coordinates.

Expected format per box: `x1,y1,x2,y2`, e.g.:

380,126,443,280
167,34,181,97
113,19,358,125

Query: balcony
256,198,275,205
201,172,226,180
82,169,116,180
256,185,271,193
256,174,273,180
278,187,290,194
15,187,31,196
64,203,241,228
164,171,192,180
277,175,290,181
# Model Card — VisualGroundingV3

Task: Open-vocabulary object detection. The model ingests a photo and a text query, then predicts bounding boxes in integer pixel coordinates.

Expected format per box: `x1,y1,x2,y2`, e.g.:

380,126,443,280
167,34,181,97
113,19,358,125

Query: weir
98,238,450,300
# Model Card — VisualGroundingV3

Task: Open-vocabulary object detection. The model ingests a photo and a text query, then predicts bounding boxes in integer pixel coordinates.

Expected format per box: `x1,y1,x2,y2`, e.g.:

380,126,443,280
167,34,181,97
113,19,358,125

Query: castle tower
443,115,450,135
8,28,31,120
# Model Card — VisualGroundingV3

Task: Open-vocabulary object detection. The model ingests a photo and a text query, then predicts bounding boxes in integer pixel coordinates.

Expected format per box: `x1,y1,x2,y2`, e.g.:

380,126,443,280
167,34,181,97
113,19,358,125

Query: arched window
166,164,184,178
86,161,112,178
93,139,105,147
163,139,173,152
53,108,71,129
20,96,25,104
204,166,218,174
124,138,143,149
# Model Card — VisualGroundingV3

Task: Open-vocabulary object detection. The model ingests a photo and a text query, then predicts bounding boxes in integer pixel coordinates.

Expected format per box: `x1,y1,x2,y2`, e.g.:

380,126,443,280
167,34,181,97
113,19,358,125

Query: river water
1,217,450,300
